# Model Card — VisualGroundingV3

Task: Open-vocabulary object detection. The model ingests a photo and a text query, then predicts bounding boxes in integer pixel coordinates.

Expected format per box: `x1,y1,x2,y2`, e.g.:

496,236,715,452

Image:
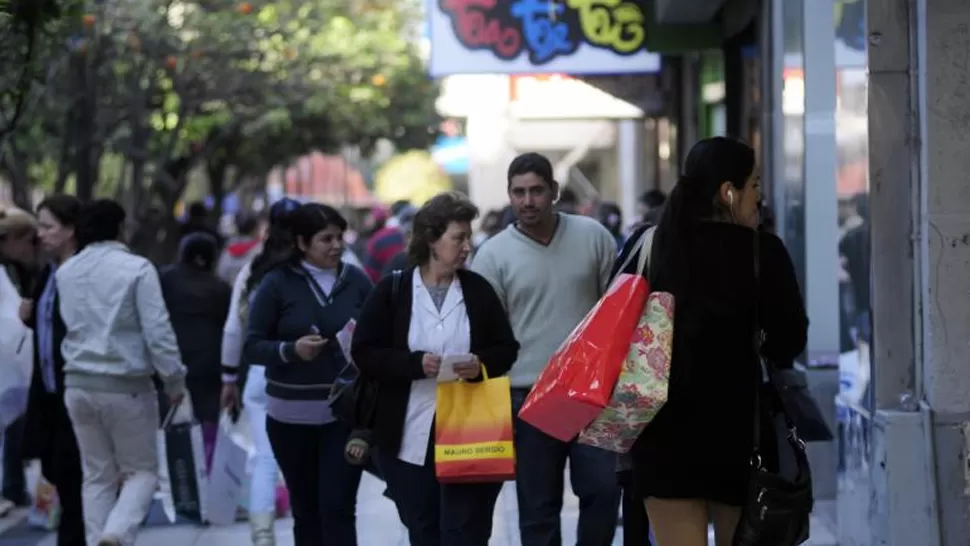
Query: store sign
428,0,661,76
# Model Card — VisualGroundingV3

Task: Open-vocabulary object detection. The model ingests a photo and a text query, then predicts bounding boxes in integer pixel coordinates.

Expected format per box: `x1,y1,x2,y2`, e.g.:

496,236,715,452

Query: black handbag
771,366,834,442
329,269,403,428
733,234,814,546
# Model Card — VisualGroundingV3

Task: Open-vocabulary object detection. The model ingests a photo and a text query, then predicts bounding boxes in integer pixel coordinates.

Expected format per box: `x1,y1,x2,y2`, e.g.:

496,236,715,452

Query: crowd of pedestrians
0,137,808,546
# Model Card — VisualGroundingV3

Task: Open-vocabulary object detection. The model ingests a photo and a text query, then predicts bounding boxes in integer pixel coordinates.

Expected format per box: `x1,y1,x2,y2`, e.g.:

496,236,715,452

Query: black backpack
329,270,402,428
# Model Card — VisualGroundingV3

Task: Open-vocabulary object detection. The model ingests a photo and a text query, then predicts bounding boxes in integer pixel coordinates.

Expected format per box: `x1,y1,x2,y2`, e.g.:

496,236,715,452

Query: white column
466,76,517,214
617,119,645,228
801,0,840,365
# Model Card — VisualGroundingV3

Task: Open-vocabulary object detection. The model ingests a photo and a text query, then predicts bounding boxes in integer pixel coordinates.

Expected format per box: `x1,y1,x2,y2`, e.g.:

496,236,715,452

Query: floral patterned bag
578,228,675,453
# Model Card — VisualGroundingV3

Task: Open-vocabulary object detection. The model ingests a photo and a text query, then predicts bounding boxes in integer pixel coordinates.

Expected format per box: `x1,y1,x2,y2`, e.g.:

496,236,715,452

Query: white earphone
727,191,735,206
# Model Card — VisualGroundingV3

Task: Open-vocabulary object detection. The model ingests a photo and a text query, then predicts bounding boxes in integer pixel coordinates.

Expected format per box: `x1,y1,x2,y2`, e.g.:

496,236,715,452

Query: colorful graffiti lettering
439,0,523,60
568,0,645,55
437,0,648,65
510,0,576,64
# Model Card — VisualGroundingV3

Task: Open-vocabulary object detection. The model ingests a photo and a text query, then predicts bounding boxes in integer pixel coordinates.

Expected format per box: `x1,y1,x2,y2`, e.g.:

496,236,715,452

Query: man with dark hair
472,152,620,545
179,201,223,248
634,189,667,230
57,199,187,546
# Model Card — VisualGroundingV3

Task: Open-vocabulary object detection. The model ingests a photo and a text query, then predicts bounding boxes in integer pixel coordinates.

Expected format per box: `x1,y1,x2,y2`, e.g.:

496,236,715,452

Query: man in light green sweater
472,152,620,546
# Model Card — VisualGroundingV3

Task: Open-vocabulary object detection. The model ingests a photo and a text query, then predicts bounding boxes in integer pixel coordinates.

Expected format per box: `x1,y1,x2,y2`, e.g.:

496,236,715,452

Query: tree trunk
72,52,100,201
208,158,228,221
1,144,32,210
54,109,75,194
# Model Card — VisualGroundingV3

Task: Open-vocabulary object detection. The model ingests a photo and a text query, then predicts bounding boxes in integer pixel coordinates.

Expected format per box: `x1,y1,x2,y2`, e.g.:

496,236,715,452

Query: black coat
21,264,81,484
630,223,808,506
159,264,231,423
351,267,519,457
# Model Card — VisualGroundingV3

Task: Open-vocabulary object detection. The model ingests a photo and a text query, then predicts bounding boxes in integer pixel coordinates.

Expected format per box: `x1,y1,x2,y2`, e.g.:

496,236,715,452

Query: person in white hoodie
56,199,186,546
219,197,300,546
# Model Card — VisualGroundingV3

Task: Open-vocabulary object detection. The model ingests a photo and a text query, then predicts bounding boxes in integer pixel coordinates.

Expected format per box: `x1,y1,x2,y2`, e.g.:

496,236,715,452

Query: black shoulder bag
329,270,403,428
732,235,814,546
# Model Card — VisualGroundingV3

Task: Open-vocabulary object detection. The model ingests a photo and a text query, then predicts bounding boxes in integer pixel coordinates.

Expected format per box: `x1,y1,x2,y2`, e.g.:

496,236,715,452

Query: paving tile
1,472,837,546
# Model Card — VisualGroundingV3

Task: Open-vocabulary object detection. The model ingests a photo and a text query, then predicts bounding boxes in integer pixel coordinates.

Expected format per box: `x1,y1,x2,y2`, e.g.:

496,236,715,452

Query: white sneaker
0,499,15,517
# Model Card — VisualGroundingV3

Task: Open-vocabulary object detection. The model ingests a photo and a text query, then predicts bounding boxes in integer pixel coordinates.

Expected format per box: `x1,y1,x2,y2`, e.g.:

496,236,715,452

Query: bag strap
391,269,403,306
751,232,764,459
750,233,804,468
613,227,657,284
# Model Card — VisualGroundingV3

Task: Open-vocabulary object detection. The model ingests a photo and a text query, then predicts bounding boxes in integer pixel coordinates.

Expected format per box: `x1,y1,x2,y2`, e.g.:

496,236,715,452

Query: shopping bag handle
161,398,187,429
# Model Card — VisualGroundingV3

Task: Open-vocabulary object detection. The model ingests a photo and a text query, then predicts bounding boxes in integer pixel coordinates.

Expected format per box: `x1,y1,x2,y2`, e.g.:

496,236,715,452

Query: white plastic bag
156,397,209,523
206,411,252,525
0,267,32,431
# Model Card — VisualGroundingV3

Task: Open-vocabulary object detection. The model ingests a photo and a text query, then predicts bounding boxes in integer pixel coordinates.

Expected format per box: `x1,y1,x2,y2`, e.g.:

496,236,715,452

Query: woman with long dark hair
244,203,373,546
220,197,300,546
19,195,85,546
632,137,808,546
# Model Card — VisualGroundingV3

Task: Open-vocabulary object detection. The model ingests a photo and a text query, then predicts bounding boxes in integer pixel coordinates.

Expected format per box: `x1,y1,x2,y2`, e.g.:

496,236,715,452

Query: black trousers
51,470,84,546
40,411,85,546
619,471,651,546
2,416,27,504
266,417,362,546
377,434,502,546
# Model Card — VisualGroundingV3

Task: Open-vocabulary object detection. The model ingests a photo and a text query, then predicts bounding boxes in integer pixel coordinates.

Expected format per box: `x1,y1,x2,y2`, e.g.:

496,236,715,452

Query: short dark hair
639,189,666,208
179,232,219,271
76,199,126,248
558,187,578,205
187,201,207,220
36,194,81,228
408,192,479,265
289,203,348,259
390,200,412,216
507,152,554,187
235,211,260,236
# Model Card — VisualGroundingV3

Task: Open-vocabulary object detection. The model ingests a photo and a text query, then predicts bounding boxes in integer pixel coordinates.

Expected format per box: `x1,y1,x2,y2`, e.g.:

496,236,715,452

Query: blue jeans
266,417,362,546
511,388,621,546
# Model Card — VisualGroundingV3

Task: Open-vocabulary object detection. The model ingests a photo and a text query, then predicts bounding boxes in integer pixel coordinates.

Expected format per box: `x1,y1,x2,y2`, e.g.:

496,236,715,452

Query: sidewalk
2,472,837,546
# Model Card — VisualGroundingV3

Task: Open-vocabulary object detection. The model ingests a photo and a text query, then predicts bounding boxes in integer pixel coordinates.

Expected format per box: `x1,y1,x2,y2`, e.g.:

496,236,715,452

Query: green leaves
2,0,439,208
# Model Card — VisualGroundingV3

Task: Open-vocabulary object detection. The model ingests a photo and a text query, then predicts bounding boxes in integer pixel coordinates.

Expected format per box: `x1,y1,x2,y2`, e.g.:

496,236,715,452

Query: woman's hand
220,384,240,412
422,353,442,378
19,298,32,323
295,335,328,361
454,355,482,380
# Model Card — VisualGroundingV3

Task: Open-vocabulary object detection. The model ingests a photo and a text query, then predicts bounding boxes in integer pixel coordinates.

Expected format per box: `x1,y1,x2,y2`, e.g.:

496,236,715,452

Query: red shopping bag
518,274,649,441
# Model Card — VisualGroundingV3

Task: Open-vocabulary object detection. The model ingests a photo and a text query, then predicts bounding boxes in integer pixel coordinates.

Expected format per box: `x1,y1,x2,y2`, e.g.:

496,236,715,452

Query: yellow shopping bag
434,369,516,483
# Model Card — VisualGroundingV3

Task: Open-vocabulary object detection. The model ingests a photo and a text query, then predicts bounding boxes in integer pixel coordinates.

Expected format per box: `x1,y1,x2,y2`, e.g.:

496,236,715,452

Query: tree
1,0,439,261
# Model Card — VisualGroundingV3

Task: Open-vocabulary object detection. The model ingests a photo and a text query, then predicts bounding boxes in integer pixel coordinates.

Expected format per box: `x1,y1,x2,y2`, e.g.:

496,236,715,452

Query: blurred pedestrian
596,201,625,250
220,197,301,546
0,203,39,514
20,195,85,546
160,232,231,471
58,199,187,546
217,211,264,284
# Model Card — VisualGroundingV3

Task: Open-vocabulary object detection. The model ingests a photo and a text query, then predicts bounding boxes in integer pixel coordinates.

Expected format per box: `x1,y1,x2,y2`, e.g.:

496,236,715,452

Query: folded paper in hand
336,319,356,363
438,354,474,383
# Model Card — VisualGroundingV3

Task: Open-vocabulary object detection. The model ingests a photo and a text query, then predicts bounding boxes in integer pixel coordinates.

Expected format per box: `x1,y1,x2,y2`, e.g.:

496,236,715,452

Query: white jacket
0,265,32,429
56,242,186,394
